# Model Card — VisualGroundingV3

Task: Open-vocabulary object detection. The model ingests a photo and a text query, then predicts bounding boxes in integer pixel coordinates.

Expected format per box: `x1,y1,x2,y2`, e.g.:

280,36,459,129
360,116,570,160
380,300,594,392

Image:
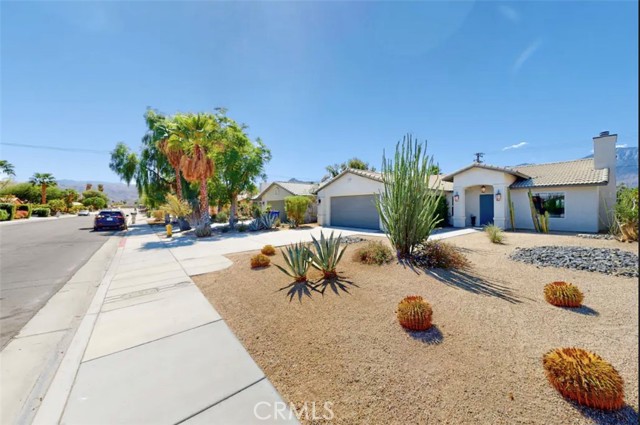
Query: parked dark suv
94,209,128,231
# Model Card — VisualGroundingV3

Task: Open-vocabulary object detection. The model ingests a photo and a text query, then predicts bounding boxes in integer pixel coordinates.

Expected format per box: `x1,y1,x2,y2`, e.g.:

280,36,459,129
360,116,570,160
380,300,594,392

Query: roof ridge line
513,158,593,168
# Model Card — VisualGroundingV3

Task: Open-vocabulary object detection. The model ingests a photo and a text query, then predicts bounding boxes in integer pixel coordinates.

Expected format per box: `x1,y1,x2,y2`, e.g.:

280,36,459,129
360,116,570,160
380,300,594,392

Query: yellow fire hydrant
166,224,173,238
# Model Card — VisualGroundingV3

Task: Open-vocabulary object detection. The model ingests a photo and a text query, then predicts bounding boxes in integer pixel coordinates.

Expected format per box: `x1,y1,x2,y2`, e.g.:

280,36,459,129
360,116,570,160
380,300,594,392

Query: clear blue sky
1,1,638,183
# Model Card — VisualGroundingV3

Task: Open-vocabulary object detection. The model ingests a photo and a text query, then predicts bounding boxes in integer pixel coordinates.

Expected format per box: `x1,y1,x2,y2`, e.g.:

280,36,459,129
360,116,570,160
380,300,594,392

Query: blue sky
1,1,638,183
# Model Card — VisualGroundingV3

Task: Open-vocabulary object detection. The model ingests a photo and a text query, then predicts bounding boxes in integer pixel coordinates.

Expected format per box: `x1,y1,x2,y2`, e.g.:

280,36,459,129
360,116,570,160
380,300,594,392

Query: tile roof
314,168,453,192
254,181,317,199
442,163,530,182
510,158,609,188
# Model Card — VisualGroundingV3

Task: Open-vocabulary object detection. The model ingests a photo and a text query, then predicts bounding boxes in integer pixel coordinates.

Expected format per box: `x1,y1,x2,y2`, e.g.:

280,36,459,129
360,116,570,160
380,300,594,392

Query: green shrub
16,204,32,218
47,199,66,214
237,223,248,232
284,196,311,228
435,195,449,227
82,190,108,202
215,211,229,223
615,186,638,242
412,240,469,269
353,241,394,265
0,209,9,221
32,207,51,217
375,135,443,259
0,203,16,220
82,196,107,210
484,224,504,244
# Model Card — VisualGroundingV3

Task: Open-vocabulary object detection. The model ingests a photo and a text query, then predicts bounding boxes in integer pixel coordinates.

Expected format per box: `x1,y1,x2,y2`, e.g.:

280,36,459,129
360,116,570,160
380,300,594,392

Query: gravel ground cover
510,246,638,277
193,231,638,425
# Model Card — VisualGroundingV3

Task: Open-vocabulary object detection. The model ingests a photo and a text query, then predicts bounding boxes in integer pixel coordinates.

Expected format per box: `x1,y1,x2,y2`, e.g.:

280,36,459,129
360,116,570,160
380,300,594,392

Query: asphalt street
0,216,119,349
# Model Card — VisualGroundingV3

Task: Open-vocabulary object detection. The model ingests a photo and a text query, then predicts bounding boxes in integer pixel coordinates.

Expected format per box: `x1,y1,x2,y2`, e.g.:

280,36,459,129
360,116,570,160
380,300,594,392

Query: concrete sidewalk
33,223,297,424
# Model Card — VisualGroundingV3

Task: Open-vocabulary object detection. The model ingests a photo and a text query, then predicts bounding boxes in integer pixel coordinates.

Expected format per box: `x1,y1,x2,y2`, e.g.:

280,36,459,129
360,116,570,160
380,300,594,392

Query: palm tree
86,183,92,191
157,113,185,200
0,160,16,177
168,113,222,223
29,173,57,204
98,184,104,192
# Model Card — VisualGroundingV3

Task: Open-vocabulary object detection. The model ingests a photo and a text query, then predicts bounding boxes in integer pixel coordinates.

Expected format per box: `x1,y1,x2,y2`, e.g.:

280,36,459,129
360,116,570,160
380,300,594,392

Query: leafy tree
285,196,311,227
168,112,221,223
212,119,271,228
62,188,79,209
86,183,92,191
428,164,441,175
82,196,107,210
322,157,376,181
82,190,108,202
29,173,57,204
47,199,66,214
0,160,15,177
375,134,443,259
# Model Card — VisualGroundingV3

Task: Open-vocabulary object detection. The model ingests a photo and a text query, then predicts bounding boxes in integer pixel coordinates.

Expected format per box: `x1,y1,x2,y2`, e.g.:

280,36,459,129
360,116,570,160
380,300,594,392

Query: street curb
31,237,127,425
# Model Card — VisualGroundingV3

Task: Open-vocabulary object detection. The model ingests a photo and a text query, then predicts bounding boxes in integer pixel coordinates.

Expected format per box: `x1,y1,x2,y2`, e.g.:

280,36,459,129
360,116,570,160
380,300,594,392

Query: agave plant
248,219,262,231
308,231,346,278
259,213,277,229
274,242,312,282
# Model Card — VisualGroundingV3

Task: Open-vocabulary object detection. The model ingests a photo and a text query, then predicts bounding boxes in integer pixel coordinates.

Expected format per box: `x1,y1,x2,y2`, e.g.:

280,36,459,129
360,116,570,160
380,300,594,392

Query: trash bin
269,211,280,220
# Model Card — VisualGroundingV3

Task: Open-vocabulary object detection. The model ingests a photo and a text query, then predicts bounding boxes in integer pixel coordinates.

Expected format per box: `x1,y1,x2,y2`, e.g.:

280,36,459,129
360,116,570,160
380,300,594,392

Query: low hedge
0,203,16,221
0,209,9,221
17,204,32,219
32,207,51,217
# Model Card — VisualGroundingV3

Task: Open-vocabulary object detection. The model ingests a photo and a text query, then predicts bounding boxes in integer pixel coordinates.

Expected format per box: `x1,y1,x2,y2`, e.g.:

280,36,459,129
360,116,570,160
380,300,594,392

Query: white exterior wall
257,184,317,223
451,168,516,229
316,173,384,229
510,186,599,233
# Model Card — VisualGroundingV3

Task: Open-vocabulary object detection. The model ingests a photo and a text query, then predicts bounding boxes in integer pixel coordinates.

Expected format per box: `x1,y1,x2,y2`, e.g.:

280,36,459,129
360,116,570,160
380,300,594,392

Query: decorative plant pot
178,217,191,231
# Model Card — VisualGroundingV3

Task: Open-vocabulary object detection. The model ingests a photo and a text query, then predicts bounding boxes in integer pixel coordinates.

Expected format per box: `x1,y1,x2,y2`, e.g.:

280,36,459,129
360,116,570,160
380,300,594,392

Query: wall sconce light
454,192,459,202
495,190,502,202
481,185,486,193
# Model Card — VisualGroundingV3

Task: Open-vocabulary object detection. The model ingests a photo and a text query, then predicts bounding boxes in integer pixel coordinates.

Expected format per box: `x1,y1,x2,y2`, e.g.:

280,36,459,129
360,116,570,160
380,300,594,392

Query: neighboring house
315,168,454,230
253,180,318,223
443,132,617,233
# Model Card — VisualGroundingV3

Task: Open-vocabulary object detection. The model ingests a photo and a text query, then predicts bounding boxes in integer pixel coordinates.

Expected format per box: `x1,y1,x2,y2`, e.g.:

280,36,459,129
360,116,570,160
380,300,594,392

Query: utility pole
473,152,485,163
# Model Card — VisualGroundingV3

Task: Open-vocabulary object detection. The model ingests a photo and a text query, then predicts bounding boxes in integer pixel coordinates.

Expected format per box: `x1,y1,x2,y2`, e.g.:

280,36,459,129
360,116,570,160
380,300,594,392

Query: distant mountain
584,147,638,188
57,180,139,203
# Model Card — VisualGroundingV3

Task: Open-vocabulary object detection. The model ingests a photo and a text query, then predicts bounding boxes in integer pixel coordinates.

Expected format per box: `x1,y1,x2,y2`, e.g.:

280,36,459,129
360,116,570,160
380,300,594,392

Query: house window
532,192,565,218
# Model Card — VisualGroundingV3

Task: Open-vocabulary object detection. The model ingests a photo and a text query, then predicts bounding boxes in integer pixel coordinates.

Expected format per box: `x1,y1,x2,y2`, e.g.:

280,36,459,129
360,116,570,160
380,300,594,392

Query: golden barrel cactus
543,348,625,410
544,281,584,307
251,254,271,269
261,245,276,256
397,296,433,331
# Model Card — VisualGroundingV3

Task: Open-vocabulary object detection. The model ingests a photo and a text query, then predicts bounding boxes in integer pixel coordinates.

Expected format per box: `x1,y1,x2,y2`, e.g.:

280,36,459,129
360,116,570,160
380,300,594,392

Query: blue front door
479,194,494,226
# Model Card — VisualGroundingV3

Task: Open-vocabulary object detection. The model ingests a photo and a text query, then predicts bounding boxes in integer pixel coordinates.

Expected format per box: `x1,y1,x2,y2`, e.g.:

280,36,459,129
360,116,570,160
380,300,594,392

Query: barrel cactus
251,254,271,269
544,281,584,307
397,296,433,331
261,245,276,256
543,348,624,410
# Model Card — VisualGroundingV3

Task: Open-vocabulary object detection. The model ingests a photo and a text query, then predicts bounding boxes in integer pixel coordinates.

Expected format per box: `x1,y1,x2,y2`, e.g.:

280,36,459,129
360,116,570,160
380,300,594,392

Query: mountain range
584,147,638,188
57,180,139,203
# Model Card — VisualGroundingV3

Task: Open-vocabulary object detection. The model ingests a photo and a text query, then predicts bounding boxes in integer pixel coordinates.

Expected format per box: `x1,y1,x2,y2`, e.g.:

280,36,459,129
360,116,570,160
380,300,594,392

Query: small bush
0,203,16,220
484,224,504,244
32,207,51,217
274,218,281,228
353,241,394,265
151,210,165,222
216,211,229,223
17,204,32,218
261,245,276,256
284,196,311,228
0,209,9,221
544,281,584,307
543,347,624,410
397,296,433,331
411,240,469,269
251,254,271,268
47,199,66,214
82,196,107,211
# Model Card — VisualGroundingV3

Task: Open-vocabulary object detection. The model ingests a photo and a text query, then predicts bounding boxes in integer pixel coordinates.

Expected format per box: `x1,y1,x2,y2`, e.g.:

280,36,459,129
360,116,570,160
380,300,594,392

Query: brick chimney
593,131,617,230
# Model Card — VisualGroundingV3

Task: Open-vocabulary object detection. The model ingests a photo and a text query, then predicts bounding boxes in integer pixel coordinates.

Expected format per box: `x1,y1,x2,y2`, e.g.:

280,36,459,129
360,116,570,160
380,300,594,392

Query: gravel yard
193,231,638,425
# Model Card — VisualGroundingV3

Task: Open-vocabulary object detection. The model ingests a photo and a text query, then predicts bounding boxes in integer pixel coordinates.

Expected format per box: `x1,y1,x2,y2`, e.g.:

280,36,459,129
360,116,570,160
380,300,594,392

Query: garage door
268,200,287,222
330,195,380,230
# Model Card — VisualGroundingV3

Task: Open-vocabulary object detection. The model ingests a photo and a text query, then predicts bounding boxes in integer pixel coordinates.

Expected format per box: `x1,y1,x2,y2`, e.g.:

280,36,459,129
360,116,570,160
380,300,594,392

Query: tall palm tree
29,173,57,204
0,160,16,177
158,133,185,200
97,184,104,192
168,113,222,223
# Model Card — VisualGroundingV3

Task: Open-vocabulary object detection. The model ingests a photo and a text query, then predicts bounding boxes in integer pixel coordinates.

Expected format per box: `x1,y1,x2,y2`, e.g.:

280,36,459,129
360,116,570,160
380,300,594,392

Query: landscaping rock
342,236,368,245
510,246,639,278
576,233,617,240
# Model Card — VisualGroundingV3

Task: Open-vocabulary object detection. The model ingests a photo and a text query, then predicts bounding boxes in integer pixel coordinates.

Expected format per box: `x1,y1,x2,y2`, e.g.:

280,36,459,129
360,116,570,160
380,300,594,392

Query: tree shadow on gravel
561,305,599,316
405,325,444,345
571,402,638,425
426,269,523,304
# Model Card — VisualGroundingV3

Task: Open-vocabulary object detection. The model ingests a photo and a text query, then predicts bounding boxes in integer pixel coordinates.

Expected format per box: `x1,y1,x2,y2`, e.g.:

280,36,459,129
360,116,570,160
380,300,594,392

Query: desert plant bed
193,232,638,424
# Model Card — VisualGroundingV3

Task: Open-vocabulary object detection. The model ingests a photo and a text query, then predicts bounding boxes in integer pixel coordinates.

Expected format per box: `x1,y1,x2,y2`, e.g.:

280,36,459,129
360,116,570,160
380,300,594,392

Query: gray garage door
330,195,380,230
268,200,287,222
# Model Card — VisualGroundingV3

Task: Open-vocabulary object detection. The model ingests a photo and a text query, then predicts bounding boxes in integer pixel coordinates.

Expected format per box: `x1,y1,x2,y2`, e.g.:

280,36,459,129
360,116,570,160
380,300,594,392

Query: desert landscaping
194,231,638,424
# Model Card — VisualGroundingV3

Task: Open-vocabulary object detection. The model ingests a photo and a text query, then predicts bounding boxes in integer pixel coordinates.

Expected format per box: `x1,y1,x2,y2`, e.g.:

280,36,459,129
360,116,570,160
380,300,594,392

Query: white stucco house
315,131,617,233
253,180,318,223
315,169,453,230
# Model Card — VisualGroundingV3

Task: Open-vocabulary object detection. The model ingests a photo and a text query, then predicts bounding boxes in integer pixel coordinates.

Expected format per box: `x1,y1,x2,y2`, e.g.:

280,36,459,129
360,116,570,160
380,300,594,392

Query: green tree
82,190,108,202
0,160,15,177
284,196,311,227
109,142,139,188
375,134,443,259
212,119,271,228
29,173,57,204
62,188,79,209
322,157,376,181
82,196,107,210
